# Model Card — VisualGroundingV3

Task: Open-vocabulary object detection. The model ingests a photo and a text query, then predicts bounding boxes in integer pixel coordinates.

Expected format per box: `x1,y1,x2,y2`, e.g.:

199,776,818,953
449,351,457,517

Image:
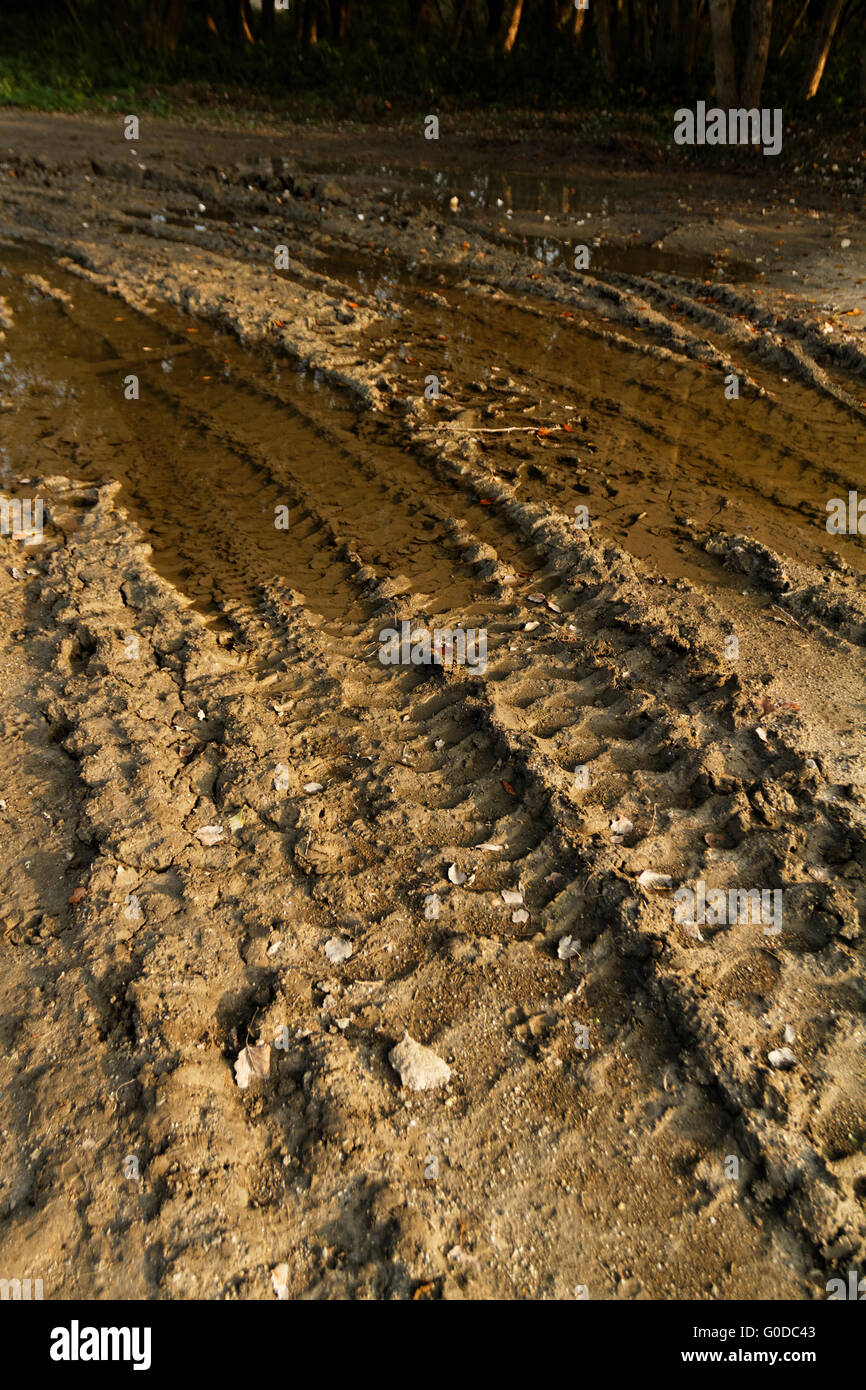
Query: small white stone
637,870,673,891
324,936,353,964
558,935,581,960
768,1047,796,1070
389,1033,451,1091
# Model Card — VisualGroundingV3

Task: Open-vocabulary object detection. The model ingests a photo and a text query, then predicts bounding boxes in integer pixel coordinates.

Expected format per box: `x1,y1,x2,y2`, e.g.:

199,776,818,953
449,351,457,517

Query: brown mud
0,111,864,1300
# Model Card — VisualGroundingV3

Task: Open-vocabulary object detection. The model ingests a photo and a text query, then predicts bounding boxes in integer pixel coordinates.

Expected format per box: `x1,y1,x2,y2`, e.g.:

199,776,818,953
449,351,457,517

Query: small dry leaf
755,727,769,743
524,620,540,632
547,600,562,614
195,825,224,846
68,886,88,904
303,781,324,794
501,889,524,906
475,841,504,852
527,593,546,605
512,908,529,925
448,864,467,885
271,1264,290,1300
557,935,580,960
501,780,518,797
807,865,831,882
228,809,246,832
234,1043,271,1090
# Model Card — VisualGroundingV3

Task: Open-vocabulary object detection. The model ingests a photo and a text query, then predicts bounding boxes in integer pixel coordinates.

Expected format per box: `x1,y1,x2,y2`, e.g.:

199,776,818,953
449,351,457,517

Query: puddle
302,244,866,585
295,157,617,220
3,231,863,665
522,234,759,283
0,248,534,637
291,157,759,283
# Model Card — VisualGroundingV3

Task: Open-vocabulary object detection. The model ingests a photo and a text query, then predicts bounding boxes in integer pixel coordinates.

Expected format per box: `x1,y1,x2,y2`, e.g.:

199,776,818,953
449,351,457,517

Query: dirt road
0,111,864,1299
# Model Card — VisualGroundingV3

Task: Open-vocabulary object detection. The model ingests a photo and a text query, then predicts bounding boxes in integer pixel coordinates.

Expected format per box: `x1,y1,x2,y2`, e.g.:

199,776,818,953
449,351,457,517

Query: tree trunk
453,0,474,47
778,0,809,59
594,0,616,82
164,0,187,50
638,0,652,64
708,0,738,104
301,0,318,45
802,0,846,98
487,0,505,38
501,0,525,52
408,0,429,37
681,0,701,75
329,0,352,41
654,0,676,65
145,0,160,50
741,0,773,106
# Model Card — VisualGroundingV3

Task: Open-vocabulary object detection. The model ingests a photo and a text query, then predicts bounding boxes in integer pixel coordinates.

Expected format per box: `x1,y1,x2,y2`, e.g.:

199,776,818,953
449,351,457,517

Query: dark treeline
2,0,865,109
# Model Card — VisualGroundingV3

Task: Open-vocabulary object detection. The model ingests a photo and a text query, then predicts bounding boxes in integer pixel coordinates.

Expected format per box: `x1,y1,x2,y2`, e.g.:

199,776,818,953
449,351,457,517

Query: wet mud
0,111,864,1301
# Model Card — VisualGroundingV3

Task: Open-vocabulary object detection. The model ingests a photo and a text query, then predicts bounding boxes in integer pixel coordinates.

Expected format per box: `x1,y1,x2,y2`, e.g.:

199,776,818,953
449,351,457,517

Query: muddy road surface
0,112,864,1300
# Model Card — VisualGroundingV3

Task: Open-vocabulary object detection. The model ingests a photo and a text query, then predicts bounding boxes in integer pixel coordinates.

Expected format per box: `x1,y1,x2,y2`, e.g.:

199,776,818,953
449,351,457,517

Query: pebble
323,936,352,964
389,1033,451,1091
768,1047,796,1070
